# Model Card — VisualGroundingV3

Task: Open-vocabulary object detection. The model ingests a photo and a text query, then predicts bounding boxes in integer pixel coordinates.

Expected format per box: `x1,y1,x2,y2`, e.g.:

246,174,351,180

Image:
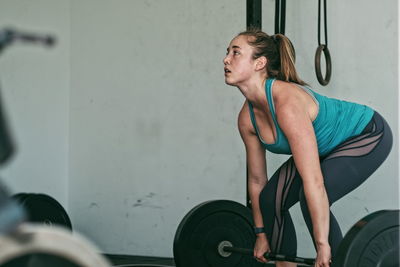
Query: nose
223,54,230,65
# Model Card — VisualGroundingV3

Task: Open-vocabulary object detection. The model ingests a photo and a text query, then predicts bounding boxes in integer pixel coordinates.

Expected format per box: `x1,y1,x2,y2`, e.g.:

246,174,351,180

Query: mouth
224,68,231,75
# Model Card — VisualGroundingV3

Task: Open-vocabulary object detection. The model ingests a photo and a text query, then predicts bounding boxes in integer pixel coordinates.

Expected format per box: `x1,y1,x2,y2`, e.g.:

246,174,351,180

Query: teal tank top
248,79,374,156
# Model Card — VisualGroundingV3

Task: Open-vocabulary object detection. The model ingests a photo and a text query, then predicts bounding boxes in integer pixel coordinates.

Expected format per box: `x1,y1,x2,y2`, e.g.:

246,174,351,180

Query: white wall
68,0,246,256
0,0,70,207
0,0,398,260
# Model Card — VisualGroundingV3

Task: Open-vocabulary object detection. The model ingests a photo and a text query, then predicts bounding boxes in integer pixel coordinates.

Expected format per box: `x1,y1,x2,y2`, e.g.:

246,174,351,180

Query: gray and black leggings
259,111,393,257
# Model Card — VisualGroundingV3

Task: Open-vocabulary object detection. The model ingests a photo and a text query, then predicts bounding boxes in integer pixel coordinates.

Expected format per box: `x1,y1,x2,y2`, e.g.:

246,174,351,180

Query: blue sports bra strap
247,101,260,136
265,79,280,128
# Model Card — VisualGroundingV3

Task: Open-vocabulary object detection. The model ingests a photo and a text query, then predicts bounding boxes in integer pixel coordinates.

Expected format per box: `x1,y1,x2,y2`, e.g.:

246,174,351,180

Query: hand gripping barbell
173,200,399,267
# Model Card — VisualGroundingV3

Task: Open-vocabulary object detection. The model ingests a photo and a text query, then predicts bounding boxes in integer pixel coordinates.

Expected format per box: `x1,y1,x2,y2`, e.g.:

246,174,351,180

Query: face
223,35,259,86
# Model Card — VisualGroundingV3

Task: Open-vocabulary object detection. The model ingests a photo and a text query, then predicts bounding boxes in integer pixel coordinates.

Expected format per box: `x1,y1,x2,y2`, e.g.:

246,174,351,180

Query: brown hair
238,28,307,86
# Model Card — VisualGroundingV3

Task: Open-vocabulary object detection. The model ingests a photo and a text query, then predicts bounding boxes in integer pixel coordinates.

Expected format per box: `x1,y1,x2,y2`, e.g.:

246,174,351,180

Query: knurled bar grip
223,245,316,265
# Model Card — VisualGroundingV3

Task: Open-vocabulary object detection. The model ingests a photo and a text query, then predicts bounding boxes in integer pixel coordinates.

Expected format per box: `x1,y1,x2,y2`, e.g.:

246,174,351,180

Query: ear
255,56,267,71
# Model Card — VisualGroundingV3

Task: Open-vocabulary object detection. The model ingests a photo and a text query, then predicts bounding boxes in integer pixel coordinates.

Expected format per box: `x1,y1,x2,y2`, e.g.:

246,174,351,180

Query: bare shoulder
272,80,307,110
272,80,301,101
237,101,255,136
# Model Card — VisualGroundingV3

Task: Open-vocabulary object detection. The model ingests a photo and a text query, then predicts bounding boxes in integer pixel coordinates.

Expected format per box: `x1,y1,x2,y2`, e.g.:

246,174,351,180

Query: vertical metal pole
280,0,286,35
246,166,252,209
275,0,280,34
246,0,262,30
275,0,286,34
246,0,261,209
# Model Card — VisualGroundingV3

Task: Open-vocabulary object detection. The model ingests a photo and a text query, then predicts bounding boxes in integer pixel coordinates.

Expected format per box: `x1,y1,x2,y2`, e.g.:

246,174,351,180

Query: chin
224,78,236,86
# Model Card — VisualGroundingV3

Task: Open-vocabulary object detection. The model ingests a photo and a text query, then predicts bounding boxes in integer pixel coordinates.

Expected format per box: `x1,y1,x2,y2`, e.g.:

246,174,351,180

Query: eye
233,51,240,55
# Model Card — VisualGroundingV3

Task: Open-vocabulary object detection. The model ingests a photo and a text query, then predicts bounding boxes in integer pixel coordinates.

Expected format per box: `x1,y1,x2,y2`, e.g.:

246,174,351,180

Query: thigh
320,112,393,204
259,157,303,254
261,157,302,210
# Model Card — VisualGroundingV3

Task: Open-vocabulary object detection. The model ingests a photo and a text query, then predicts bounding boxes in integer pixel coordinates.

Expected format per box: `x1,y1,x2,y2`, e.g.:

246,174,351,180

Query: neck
237,76,268,105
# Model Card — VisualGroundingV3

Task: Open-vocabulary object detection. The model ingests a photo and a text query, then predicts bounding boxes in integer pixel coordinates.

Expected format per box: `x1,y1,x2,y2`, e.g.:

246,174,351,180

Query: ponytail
238,29,307,86
274,34,306,85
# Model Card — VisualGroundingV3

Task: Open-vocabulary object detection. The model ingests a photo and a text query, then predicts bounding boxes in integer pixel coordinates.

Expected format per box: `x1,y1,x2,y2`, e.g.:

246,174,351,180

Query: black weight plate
11,192,29,203
173,200,263,267
333,209,399,267
18,193,73,231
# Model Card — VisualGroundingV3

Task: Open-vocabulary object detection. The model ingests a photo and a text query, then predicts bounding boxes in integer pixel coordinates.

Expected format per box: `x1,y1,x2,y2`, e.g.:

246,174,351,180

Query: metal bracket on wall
247,0,262,30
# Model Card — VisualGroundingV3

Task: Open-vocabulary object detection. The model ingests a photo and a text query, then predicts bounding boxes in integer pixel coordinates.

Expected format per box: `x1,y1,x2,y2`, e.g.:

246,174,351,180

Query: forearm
303,180,330,246
248,178,267,229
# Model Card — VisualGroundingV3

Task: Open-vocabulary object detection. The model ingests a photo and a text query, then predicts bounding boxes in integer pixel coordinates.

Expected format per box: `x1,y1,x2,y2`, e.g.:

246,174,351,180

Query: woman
223,28,392,267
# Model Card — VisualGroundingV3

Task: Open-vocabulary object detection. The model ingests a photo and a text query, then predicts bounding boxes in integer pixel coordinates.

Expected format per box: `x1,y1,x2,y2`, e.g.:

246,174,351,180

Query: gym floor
105,254,276,266
105,254,175,266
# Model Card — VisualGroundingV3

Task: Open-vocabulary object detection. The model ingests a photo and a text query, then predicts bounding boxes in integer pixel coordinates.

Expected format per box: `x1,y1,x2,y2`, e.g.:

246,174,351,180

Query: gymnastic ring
315,44,332,86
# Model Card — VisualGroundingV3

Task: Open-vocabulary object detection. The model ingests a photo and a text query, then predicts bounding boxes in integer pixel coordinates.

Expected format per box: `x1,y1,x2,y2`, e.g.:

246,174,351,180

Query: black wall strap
318,0,328,47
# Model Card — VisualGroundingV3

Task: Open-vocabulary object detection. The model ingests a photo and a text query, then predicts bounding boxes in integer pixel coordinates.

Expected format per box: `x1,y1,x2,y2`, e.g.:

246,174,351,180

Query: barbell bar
220,242,315,265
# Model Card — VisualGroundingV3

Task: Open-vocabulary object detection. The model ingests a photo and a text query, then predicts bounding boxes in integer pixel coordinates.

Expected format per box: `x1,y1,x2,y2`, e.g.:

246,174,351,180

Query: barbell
1,195,398,266
0,223,111,267
12,193,73,231
0,192,110,267
173,200,399,267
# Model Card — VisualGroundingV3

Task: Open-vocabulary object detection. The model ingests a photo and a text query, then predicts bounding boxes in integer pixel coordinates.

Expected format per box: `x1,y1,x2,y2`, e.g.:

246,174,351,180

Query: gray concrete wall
0,0,398,259
0,0,70,208
68,0,246,256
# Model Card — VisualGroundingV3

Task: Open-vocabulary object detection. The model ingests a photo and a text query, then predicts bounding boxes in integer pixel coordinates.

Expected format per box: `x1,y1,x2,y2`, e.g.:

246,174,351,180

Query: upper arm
275,97,323,184
238,104,267,181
